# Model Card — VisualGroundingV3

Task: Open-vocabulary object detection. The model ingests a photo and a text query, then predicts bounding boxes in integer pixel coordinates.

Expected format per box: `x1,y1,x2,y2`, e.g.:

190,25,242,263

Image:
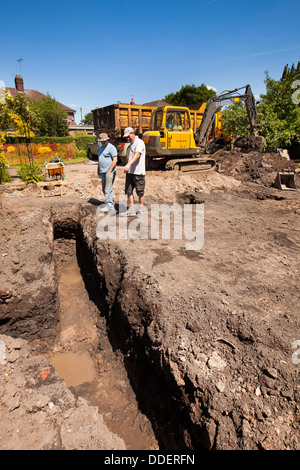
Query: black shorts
125,173,145,197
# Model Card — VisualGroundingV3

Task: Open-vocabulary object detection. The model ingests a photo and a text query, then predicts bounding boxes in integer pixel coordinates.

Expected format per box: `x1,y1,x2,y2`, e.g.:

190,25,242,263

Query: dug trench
50,219,159,450
50,210,212,450
0,203,214,450
0,203,219,450
0,156,299,450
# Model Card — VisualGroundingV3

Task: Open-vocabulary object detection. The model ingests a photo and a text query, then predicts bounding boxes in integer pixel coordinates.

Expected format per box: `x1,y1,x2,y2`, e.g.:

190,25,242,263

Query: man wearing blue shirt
97,133,118,212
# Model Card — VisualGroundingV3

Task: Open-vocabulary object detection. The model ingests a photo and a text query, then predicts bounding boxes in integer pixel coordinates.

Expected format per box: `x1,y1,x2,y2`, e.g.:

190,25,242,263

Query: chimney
15,75,24,92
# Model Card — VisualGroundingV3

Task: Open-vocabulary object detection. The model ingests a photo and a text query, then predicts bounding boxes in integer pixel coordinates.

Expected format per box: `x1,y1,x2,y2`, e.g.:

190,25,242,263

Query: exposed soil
0,149,299,450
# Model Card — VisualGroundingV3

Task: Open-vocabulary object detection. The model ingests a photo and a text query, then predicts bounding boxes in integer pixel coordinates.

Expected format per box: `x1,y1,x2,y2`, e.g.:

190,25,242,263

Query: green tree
0,91,36,137
31,94,69,137
82,112,93,125
221,68,300,148
0,149,11,183
0,91,36,164
165,84,216,107
258,71,300,147
221,101,251,138
281,61,300,81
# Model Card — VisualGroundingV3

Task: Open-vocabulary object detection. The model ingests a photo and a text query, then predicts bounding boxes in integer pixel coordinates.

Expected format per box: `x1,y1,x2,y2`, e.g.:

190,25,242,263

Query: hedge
4,135,95,151
73,135,95,151
2,134,97,165
4,142,76,165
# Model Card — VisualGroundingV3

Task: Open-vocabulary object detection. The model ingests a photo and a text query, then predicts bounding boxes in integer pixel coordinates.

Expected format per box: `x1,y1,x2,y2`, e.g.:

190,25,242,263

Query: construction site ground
0,149,299,451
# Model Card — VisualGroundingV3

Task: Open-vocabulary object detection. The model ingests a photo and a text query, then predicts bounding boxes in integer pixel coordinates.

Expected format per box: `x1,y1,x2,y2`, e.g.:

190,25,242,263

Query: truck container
92,103,156,140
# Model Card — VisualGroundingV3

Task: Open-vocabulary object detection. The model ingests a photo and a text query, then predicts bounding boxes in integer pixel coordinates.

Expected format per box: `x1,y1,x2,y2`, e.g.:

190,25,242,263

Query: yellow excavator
142,84,264,172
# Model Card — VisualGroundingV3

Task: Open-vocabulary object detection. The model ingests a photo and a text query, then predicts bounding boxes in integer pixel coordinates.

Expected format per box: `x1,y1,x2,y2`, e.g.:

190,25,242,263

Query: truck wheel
87,149,92,160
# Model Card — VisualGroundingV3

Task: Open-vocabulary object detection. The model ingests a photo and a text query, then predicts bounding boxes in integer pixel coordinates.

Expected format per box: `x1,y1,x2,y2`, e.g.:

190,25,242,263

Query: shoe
96,205,115,215
97,205,109,213
107,208,116,215
135,209,144,218
119,208,136,217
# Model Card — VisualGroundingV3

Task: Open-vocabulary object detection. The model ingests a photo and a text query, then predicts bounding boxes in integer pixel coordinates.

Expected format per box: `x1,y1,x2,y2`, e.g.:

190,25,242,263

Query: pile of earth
233,135,265,151
213,149,299,187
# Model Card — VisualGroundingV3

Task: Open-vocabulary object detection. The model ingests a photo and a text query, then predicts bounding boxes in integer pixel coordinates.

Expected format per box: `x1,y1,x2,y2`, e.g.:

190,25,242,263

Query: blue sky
1,0,299,123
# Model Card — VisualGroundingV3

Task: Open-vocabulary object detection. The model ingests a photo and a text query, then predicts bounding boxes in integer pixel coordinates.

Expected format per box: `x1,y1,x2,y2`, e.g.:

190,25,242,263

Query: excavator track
164,157,217,173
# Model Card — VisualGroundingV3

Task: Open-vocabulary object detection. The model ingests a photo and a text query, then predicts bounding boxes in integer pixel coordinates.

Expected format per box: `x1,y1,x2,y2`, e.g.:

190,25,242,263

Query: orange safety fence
3,142,76,165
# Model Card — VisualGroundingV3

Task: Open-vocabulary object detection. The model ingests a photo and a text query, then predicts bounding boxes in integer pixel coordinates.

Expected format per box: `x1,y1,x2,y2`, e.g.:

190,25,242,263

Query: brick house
4,75,77,130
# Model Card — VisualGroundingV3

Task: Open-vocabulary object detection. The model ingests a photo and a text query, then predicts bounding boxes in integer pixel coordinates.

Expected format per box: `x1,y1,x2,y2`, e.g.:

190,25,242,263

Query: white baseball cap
123,127,135,137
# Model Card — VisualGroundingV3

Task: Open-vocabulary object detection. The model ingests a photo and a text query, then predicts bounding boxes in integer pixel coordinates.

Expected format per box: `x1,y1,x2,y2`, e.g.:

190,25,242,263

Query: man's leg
120,174,136,216
98,173,108,211
128,194,134,208
136,175,145,212
125,174,134,209
101,173,106,195
138,194,144,207
104,172,115,210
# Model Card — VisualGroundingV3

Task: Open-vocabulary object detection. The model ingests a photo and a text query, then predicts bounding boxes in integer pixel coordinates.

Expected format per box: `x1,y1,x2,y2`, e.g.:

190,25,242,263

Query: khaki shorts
125,173,145,197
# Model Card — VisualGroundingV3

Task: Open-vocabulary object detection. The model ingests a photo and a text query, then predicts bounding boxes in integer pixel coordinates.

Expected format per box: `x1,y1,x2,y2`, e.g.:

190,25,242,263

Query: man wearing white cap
121,127,146,217
97,133,118,212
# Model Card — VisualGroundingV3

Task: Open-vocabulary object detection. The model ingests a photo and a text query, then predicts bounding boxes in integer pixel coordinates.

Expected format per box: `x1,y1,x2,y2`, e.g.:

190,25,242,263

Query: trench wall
0,203,204,449
0,208,59,340
77,205,210,450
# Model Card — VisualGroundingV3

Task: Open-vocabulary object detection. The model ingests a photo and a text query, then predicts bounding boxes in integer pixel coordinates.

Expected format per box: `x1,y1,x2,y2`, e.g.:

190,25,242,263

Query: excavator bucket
274,171,297,190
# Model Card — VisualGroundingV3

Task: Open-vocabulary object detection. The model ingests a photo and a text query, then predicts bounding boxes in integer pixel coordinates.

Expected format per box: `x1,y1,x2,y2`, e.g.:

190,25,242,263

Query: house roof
142,99,170,107
5,87,76,113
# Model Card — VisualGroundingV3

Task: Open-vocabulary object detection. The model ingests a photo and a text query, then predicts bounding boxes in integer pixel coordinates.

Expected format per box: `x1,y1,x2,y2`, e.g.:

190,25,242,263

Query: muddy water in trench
48,239,158,451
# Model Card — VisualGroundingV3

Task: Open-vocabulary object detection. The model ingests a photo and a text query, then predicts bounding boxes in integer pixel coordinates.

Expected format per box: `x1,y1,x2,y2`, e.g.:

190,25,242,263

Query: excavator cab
143,106,200,157
143,106,216,171
165,109,194,150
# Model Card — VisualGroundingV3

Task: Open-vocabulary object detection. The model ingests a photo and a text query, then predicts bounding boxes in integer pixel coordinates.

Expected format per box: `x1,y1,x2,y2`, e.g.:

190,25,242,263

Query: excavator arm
196,84,260,147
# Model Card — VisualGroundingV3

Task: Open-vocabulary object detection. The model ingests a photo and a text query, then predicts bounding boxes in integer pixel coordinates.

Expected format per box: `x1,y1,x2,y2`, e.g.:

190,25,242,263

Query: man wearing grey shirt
121,127,146,217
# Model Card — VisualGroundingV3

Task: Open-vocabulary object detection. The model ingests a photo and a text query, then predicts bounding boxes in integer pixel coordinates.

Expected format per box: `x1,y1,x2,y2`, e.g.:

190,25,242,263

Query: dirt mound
233,135,265,151
214,149,298,187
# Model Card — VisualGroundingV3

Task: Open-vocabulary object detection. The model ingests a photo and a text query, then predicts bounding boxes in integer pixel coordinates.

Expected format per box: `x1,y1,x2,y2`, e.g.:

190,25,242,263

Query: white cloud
207,85,217,92
249,45,300,57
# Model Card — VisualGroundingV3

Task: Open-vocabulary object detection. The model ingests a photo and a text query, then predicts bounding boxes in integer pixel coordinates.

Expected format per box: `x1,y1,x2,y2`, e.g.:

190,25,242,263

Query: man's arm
124,152,140,172
108,156,118,172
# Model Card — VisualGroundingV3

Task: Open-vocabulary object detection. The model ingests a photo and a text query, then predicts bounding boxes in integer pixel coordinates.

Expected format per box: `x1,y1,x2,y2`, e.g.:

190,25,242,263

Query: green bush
0,152,11,184
73,135,95,151
74,147,87,159
5,135,95,150
18,163,44,184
